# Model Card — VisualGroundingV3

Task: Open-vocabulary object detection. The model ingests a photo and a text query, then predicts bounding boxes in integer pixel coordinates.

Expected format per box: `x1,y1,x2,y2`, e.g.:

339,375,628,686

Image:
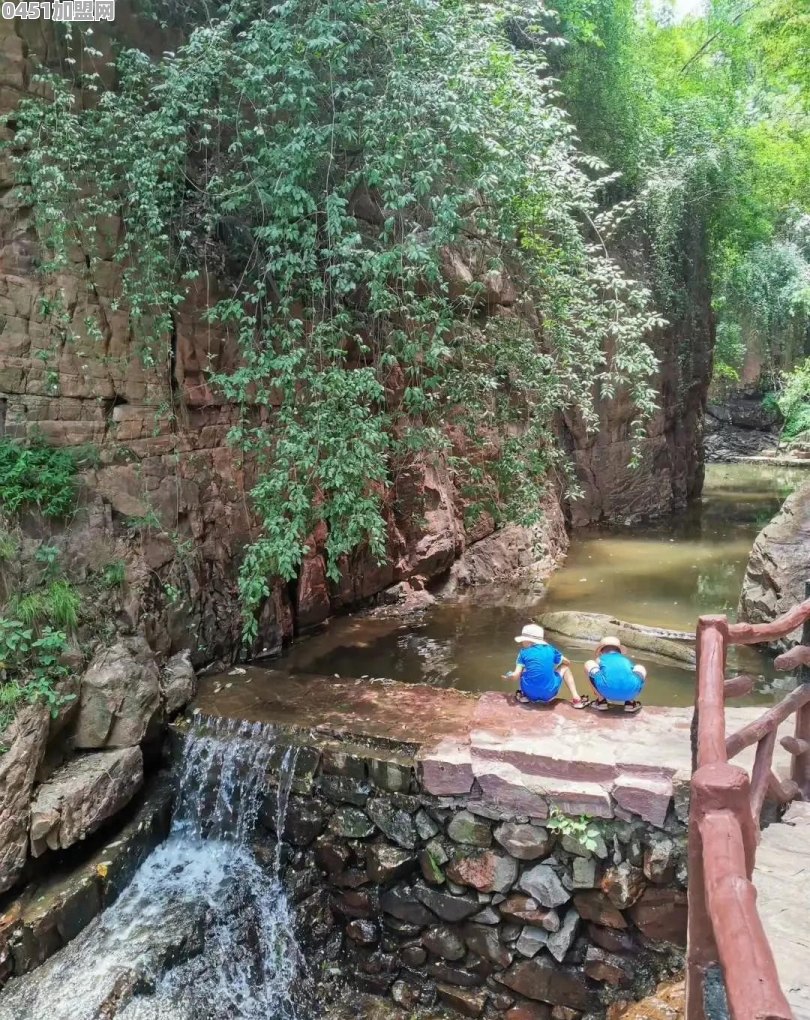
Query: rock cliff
0,17,713,660
738,481,810,645
562,224,714,527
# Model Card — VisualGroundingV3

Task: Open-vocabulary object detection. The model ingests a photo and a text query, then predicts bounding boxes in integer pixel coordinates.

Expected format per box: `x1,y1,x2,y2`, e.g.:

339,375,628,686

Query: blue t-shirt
589,652,644,701
517,643,564,702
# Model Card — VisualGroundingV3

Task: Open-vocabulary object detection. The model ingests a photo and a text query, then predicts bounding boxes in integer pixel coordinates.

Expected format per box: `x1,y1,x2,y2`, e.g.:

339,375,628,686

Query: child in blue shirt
503,624,587,708
585,636,647,714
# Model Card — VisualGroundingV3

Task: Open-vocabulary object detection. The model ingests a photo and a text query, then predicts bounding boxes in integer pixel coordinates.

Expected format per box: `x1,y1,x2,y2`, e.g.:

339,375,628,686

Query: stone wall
262,730,687,1020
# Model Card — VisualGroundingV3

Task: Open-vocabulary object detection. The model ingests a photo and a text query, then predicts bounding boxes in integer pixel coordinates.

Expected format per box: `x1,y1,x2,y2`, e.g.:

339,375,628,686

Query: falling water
0,716,304,1020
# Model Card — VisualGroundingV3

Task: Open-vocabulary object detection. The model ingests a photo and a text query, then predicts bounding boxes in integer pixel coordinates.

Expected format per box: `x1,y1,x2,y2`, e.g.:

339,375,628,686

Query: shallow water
280,463,807,707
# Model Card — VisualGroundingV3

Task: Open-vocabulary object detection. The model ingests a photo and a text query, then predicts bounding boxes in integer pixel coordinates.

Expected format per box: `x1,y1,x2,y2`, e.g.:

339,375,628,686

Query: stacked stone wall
261,732,688,1020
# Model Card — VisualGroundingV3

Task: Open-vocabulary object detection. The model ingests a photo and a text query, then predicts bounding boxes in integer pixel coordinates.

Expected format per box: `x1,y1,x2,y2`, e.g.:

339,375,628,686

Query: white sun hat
514,623,547,644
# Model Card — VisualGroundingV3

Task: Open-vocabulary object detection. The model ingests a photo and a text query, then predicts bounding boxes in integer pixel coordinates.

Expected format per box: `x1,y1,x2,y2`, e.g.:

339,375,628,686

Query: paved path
754,801,810,1020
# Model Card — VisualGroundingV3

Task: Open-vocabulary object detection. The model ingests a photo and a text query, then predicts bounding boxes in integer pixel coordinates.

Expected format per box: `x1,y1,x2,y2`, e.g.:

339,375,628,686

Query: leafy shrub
546,807,605,853
0,620,73,730
0,440,79,518
101,561,127,588
0,529,17,562
8,580,81,631
777,358,810,439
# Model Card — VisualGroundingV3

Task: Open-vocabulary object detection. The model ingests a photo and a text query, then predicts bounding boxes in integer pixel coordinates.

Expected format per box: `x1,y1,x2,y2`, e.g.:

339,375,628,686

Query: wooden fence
687,586,810,1020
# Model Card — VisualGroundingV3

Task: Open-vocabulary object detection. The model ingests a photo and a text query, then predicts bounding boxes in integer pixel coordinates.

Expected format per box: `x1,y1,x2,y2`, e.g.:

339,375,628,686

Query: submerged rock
539,612,695,666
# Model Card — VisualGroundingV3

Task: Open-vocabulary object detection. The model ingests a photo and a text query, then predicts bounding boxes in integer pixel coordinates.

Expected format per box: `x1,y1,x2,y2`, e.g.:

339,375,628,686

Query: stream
280,463,807,707
0,719,303,1020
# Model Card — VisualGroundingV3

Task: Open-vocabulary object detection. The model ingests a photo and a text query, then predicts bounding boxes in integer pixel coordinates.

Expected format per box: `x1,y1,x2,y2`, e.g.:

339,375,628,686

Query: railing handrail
687,590,810,1020
727,598,810,646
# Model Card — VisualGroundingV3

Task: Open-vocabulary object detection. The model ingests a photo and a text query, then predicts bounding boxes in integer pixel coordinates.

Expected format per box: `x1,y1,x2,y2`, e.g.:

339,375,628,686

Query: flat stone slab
754,802,810,1020
194,670,791,826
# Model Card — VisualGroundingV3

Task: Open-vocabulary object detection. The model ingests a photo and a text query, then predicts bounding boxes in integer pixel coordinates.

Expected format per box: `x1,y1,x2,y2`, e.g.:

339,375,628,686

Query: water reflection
278,464,807,708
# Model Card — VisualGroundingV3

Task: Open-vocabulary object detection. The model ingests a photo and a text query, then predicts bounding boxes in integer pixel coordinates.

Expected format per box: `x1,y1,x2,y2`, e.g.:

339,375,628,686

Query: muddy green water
278,463,807,707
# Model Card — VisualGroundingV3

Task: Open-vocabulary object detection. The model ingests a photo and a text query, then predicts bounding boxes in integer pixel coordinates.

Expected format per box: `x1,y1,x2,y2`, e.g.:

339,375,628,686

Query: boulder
367,845,416,884
380,886,434,926
539,612,695,666
494,823,554,861
462,922,513,967
627,888,687,946
161,649,196,717
446,850,518,894
282,799,324,847
515,926,548,959
506,1007,551,1020
29,747,143,856
437,985,488,1017
346,919,379,946
572,892,627,930
600,863,646,909
547,909,580,963
496,958,597,1011
0,706,49,892
419,842,447,885
366,799,416,849
519,864,570,909
415,882,480,923
584,946,634,986
329,807,376,840
447,810,492,847
423,925,466,961
739,482,810,646
643,838,678,885
499,895,560,931
73,638,161,749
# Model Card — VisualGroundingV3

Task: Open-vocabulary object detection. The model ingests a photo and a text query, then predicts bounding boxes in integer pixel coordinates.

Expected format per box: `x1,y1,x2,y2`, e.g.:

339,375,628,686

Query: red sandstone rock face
0,15,710,672
562,226,713,528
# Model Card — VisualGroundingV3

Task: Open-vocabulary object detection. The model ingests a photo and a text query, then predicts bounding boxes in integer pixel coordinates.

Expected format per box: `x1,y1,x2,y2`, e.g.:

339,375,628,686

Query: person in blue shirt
503,624,587,708
584,636,647,714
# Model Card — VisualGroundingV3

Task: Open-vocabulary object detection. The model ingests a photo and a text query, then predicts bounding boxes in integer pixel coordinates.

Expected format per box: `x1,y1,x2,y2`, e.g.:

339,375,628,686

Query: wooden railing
687,586,810,1020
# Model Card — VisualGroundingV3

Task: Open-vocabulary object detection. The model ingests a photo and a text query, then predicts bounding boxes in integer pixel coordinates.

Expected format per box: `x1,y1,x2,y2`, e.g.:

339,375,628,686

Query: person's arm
503,653,525,681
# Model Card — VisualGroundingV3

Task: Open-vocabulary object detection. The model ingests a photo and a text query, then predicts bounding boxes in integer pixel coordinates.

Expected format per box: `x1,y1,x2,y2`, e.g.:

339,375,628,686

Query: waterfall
0,716,304,1020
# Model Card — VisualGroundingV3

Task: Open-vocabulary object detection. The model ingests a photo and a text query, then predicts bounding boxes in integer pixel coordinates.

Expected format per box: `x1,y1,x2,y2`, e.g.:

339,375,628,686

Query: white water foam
0,717,304,1020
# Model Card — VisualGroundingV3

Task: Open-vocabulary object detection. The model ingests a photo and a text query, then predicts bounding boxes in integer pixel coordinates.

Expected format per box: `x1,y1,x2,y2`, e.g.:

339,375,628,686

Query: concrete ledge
193,669,789,829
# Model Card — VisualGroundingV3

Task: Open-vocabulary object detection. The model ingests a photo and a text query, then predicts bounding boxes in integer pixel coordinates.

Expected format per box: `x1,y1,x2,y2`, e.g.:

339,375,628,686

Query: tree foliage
551,0,810,382
10,0,663,640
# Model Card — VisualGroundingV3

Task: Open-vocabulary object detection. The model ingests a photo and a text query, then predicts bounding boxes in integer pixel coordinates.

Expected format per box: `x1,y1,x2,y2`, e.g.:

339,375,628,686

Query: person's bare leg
559,665,582,702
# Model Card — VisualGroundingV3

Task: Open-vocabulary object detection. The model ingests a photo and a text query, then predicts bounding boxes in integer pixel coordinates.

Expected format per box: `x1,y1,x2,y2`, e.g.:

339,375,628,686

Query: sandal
514,690,531,705
571,696,589,710
624,700,642,714
591,698,609,711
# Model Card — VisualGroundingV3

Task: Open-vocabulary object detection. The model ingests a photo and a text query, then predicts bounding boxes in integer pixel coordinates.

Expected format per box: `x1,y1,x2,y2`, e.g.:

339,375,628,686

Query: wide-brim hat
515,624,546,645
596,635,624,656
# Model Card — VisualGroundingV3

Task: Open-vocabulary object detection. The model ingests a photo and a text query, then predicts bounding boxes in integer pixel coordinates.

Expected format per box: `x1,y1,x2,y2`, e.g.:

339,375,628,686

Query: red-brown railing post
687,616,731,1020
686,774,713,1020
687,762,761,1020
791,580,810,800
